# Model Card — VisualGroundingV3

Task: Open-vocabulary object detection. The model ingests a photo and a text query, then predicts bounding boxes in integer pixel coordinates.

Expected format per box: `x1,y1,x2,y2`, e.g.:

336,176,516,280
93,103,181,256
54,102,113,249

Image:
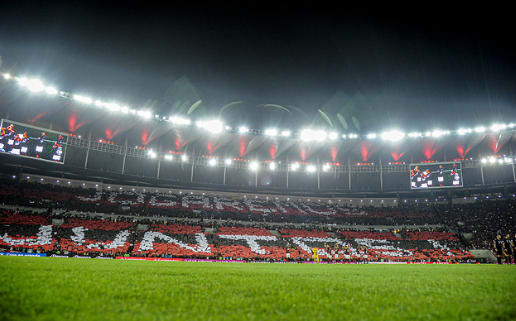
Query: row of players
493,234,515,264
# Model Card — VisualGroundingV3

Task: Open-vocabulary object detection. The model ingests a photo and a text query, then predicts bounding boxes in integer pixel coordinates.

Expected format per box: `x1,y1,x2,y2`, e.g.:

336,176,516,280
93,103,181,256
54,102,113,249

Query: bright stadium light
348,133,358,139
497,158,504,164
264,128,278,137
306,164,317,173
169,116,191,126
488,156,496,164
208,158,217,167
3,73,11,80
281,130,291,137
181,154,188,162
73,94,93,105
474,126,486,133
408,132,422,138
105,102,121,112
196,119,224,134
225,158,232,165
249,161,259,171
94,100,105,107
490,123,506,132
238,126,249,134
164,154,174,161
300,129,327,142
508,123,515,128
457,128,472,135
381,130,405,142
45,86,58,95
341,134,347,139
366,133,377,139
17,77,29,87
328,132,338,140
26,78,45,93
481,158,487,164
504,157,513,163
322,163,330,172
290,162,300,171
147,149,157,159
269,162,276,171
430,129,448,138
137,110,152,120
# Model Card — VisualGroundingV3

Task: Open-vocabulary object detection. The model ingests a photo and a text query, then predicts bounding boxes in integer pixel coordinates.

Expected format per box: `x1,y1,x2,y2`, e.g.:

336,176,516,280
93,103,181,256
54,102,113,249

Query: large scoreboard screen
0,119,68,164
410,162,463,189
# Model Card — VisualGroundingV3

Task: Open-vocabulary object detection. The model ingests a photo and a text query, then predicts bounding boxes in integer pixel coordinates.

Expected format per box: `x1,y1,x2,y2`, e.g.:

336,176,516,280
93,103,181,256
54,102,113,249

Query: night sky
1,2,515,133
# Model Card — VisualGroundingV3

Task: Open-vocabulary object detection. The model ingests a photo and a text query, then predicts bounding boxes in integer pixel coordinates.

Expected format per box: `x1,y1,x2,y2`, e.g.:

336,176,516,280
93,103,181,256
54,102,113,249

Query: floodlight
26,79,45,93
3,73,11,80
45,86,58,95
170,116,191,126
348,133,358,139
474,126,486,133
300,129,327,142
290,162,300,171
269,162,276,171
504,157,513,164
181,154,188,162
481,158,487,164
73,94,93,105
225,158,232,165
196,119,224,134
164,154,173,161
249,161,259,171
430,129,447,138
147,150,157,159
306,164,316,173
408,132,422,138
328,132,338,140
497,158,504,164
490,123,506,132
380,130,405,142
17,77,29,87
120,106,129,114
264,128,278,137
137,110,152,119
488,156,496,164
341,134,347,139
281,130,291,137
105,102,121,112
457,128,472,135
208,158,217,167
238,126,249,134
366,133,377,139
322,164,330,172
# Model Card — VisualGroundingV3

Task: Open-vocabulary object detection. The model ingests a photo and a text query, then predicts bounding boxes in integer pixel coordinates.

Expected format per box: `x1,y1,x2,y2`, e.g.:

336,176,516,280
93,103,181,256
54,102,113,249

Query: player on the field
493,234,505,264
504,234,513,264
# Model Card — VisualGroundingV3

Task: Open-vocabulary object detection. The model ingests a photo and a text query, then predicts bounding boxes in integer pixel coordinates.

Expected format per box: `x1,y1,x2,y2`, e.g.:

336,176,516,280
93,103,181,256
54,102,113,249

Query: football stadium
0,3,515,321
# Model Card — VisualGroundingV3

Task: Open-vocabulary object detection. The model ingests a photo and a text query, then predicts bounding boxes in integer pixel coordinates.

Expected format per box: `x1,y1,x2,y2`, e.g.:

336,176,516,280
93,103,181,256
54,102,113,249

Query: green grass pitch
0,257,515,321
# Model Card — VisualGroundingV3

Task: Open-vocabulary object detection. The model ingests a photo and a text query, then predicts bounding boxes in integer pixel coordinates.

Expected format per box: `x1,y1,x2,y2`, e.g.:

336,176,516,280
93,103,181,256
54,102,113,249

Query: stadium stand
0,178,514,263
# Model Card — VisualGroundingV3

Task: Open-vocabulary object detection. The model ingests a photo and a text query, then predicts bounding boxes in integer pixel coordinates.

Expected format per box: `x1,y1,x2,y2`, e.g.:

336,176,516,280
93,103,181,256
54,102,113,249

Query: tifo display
410,162,462,189
0,119,67,163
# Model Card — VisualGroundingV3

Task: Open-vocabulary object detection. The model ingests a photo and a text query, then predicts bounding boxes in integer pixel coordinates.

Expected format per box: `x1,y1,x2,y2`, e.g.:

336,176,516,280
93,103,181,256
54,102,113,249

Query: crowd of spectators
0,178,514,263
